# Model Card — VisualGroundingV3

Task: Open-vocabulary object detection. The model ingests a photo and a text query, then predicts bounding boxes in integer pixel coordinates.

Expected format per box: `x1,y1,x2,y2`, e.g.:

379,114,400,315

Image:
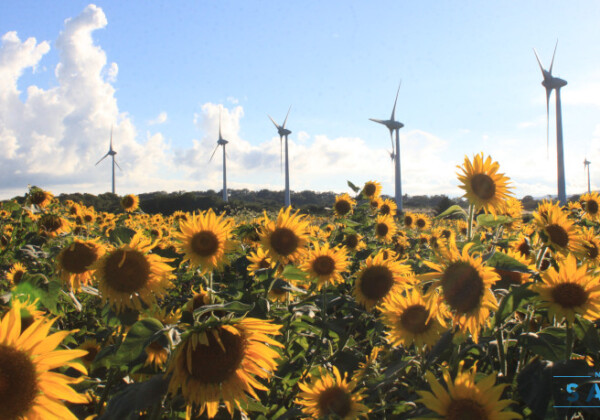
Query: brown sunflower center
190,231,220,257
441,229,452,239
187,328,245,384
192,293,209,310
376,223,389,237
380,204,391,215
30,190,47,205
317,385,352,418
312,255,336,276
416,218,426,229
551,283,589,308
400,304,431,334
39,214,63,232
364,183,377,197
122,196,135,208
344,234,358,249
494,268,523,287
82,345,99,364
258,259,271,269
586,243,599,260
360,265,394,301
103,249,151,293
270,227,299,256
517,241,531,258
404,215,413,227
61,242,99,274
546,224,569,248
334,200,351,216
441,261,484,313
587,200,599,215
446,398,488,420
470,173,496,200
12,270,24,284
0,344,38,419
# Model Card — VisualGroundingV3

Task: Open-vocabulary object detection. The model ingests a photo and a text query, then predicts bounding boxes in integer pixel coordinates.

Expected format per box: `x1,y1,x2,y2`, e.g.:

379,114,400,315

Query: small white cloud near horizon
148,111,168,125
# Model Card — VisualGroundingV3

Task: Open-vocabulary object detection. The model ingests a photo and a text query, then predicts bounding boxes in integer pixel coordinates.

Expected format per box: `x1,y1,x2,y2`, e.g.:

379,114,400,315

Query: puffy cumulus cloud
0,4,175,198
148,111,168,125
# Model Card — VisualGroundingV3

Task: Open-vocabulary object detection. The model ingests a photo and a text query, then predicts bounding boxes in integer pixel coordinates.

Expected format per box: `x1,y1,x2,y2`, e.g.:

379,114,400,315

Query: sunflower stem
566,320,574,361
208,271,214,304
496,329,507,377
535,246,548,270
467,204,475,240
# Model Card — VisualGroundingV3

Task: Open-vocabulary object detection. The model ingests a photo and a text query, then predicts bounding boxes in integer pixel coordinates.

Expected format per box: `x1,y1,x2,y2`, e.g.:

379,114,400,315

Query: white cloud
148,111,167,125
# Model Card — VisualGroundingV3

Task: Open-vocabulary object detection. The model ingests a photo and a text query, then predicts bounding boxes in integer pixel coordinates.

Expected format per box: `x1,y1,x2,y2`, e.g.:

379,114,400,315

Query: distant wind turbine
95,127,121,194
268,106,292,207
584,158,591,193
534,41,568,205
370,83,404,211
209,110,229,202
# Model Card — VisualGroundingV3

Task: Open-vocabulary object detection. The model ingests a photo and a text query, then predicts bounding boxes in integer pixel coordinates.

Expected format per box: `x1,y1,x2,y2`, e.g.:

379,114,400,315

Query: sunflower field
2,153,600,419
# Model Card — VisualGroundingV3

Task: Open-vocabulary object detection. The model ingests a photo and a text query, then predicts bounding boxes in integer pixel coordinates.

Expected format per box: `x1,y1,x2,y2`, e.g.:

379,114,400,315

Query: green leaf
476,214,514,228
574,317,600,354
113,318,164,364
519,327,567,362
98,374,169,420
435,205,467,220
280,265,308,282
193,301,254,318
494,283,536,327
347,180,360,193
109,226,136,245
486,251,532,273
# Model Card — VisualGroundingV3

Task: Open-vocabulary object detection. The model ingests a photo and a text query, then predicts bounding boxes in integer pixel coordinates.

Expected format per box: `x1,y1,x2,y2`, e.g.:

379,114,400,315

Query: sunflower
121,194,140,212
379,198,398,217
533,253,600,323
417,362,522,420
38,214,71,237
334,193,356,217
247,247,275,277
57,239,106,291
260,207,310,265
457,153,512,215
393,235,411,258
78,339,101,368
92,232,175,311
300,242,350,289
296,366,369,419
423,243,499,343
352,346,382,383
502,196,523,231
414,213,431,231
6,262,27,286
145,337,169,369
369,196,382,211
578,226,600,265
174,209,234,274
509,234,535,262
342,232,366,252
0,300,89,419
455,220,468,237
361,180,382,199
374,214,397,243
403,211,417,229
533,204,583,255
167,318,283,419
380,287,447,349
580,192,600,222
354,251,411,310
28,188,54,208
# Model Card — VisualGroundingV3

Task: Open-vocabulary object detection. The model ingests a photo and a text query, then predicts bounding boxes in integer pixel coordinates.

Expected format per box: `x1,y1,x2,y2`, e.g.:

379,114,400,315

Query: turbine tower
370,83,404,211
268,106,292,207
209,110,229,202
584,158,591,193
534,42,568,205
95,127,121,194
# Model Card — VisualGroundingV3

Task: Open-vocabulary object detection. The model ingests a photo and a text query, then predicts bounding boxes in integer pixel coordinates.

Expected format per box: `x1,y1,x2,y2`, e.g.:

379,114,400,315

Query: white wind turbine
370,83,404,211
209,110,229,202
268,106,292,207
534,41,568,205
95,127,121,194
584,158,591,194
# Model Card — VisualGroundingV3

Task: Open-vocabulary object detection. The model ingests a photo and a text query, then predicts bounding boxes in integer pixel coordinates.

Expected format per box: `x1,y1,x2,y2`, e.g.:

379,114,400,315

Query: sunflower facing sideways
167,317,283,419
246,247,275,277
423,243,500,343
361,180,382,200
417,362,521,420
92,232,175,311
580,191,600,222
457,153,512,215
6,262,27,286
533,253,600,323
300,242,350,289
0,300,89,419
374,214,397,243
121,194,140,212
56,238,106,290
260,207,310,265
174,209,235,274
334,193,357,217
533,203,583,255
296,366,369,419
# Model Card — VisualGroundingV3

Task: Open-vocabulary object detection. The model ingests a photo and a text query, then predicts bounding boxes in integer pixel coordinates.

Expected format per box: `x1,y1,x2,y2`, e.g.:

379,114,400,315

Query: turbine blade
268,114,280,129
109,126,114,151
391,82,401,121
95,154,109,166
533,48,545,76
114,158,122,171
369,118,386,125
219,110,223,140
282,105,291,129
549,39,558,74
209,144,220,162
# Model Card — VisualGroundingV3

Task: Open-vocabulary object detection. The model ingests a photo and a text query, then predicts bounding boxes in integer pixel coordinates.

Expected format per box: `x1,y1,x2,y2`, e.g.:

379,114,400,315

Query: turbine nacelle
542,77,567,90
217,139,229,146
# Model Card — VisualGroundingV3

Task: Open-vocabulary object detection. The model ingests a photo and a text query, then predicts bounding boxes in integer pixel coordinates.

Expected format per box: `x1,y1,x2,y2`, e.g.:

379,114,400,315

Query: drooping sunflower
167,318,283,419
423,243,499,343
533,204,583,255
379,198,398,217
121,194,140,212
417,362,522,420
6,262,27,286
457,153,512,215
300,242,350,289
174,209,234,274
334,193,356,217
144,337,169,369
374,214,397,243
533,253,600,323
580,192,600,222
247,247,275,277
28,188,54,208
0,300,89,419
296,366,369,419
380,287,447,349
37,213,71,237
92,232,175,311
57,238,106,290
361,180,382,199
354,251,411,310
260,207,310,265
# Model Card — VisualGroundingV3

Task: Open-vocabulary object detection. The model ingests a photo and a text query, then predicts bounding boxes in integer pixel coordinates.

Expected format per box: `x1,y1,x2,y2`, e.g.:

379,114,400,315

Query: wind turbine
370,83,404,211
95,127,121,194
209,110,229,202
268,106,292,207
584,158,591,193
534,41,568,205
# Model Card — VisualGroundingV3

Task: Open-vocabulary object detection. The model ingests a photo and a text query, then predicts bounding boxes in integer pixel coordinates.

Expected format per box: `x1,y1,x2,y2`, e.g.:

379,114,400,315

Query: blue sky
1,1,600,200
